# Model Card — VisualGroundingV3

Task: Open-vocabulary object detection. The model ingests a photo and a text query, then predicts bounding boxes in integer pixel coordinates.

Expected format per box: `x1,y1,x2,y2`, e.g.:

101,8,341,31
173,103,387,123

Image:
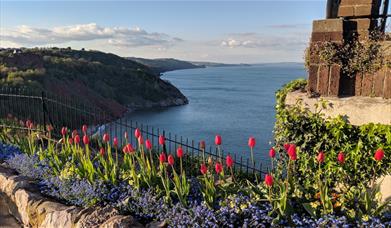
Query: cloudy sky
1,1,327,63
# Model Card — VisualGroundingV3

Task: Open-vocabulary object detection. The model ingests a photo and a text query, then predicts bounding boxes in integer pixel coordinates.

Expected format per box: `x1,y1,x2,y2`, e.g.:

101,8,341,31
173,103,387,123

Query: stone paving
0,194,20,228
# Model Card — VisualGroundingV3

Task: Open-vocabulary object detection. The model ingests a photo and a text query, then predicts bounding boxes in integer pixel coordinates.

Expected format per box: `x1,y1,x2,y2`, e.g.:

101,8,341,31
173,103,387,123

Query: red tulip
248,137,256,148
103,133,110,143
72,130,78,138
25,120,32,128
74,135,80,144
123,143,135,154
46,125,53,132
374,148,385,161
284,143,290,151
168,154,174,166
200,163,208,175
264,174,273,187
61,127,67,136
215,135,222,146
215,162,223,174
159,135,165,145
176,147,183,158
337,152,345,164
82,124,88,134
269,147,276,158
200,141,206,150
100,147,105,156
145,139,152,150
226,155,233,168
138,135,144,145
135,128,141,139
159,152,167,164
83,135,89,145
287,144,297,160
124,131,128,140
68,138,73,145
317,151,325,163
113,137,118,148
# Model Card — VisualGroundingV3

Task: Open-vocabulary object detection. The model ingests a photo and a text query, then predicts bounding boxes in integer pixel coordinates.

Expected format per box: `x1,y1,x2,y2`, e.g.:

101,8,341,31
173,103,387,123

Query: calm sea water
124,63,305,163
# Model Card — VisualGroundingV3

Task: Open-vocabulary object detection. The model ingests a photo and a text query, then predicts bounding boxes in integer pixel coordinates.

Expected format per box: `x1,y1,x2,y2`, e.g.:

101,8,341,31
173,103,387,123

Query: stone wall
0,164,149,228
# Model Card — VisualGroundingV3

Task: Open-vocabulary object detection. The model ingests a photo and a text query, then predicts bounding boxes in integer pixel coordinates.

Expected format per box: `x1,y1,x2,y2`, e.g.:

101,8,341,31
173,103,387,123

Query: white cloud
1,23,182,47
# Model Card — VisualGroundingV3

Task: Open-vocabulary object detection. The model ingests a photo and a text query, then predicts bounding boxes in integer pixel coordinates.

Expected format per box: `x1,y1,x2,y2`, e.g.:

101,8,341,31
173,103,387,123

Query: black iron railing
0,87,267,176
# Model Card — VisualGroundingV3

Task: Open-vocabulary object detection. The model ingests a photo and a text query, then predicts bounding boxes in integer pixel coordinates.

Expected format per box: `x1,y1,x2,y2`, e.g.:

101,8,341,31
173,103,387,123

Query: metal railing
0,87,267,176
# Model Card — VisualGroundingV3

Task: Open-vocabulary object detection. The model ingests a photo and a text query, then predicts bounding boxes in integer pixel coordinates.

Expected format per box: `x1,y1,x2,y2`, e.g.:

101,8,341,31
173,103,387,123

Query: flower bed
0,102,390,227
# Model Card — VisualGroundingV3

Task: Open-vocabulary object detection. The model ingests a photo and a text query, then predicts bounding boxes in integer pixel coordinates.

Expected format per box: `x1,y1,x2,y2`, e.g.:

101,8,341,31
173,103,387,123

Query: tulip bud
25,120,32,128
113,137,118,148
248,137,256,148
46,125,53,132
284,143,290,151
215,135,222,146
207,156,213,166
168,154,174,166
135,128,141,139
287,144,297,160
374,148,384,161
82,125,88,134
124,131,128,139
176,147,183,158
215,162,223,174
68,138,74,145
264,174,273,187
74,135,80,144
138,135,144,145
72,130,78,139
103,133,109,143
200,141,206,150
226,155,233,168
61,127,67,136
159,152,167,164
337,152,345,164
83,135,89,145
200,163,208,175
269,147,276,158
145,139,152,150
100,148,105,156
317,151,325,163
159,135,165,145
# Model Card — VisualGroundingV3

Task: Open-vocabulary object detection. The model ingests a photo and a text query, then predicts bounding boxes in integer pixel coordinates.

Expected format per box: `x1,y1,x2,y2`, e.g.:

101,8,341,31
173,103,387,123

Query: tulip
215,162,223,174
215,135,222,145
226,155,233,168
138,135,144,145
74,135,80,144
269,147,276,158
200,163,208,175
124,131,128,140
264,174,273,187
168,154,174,166
123,143,135,154
61,127,67,136
176,147,183,158
317,151,325,163
83,135,89,145
159,152,167,164
337,152,345,164
284,143,290,151
25,120,32,128
374,148,384,161
135,128,141,139
200,141,206,150
72,130,78,139
287,144,297,160
82,125,88,134
68,138,73,145
46,125,53,132
99,147,105,156
113,137,118,148
159,135,165,145
103,133,110,143
145,139,152,150
248,137,256,148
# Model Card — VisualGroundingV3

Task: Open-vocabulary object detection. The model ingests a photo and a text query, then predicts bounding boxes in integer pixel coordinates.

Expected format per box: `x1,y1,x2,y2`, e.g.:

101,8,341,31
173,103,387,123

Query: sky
1,1,333,63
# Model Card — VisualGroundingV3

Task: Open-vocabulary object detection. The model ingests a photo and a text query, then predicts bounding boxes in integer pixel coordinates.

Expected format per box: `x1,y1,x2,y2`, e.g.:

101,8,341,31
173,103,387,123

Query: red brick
373,69,385,97
361,73,374,96
328,65,341,96
318,65,330,96
338,6,355,17
354,4,376,16
384,69,391,99
355,73,363,96
340,0,377,5
308,65,319,93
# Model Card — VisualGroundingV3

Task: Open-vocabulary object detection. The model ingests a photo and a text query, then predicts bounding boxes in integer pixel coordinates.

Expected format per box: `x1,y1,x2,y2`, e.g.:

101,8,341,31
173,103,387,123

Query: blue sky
1,1,327,63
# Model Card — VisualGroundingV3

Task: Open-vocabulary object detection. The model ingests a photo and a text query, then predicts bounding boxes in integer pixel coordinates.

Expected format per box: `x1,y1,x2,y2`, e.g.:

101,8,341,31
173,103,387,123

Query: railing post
41,91,46,132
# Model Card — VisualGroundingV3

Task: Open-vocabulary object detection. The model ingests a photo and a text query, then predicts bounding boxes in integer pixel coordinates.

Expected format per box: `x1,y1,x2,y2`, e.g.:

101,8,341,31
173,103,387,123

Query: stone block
329,65,341,96
340,0,377,5
308,65,319,93
384,70,391,99
354,4,376,16
338,6,355,17
351,18,376,31
374,69,385,97
318,65,330,95
361,73,374,96
313,19,344,33
311,32,344,42
355,74,363,96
